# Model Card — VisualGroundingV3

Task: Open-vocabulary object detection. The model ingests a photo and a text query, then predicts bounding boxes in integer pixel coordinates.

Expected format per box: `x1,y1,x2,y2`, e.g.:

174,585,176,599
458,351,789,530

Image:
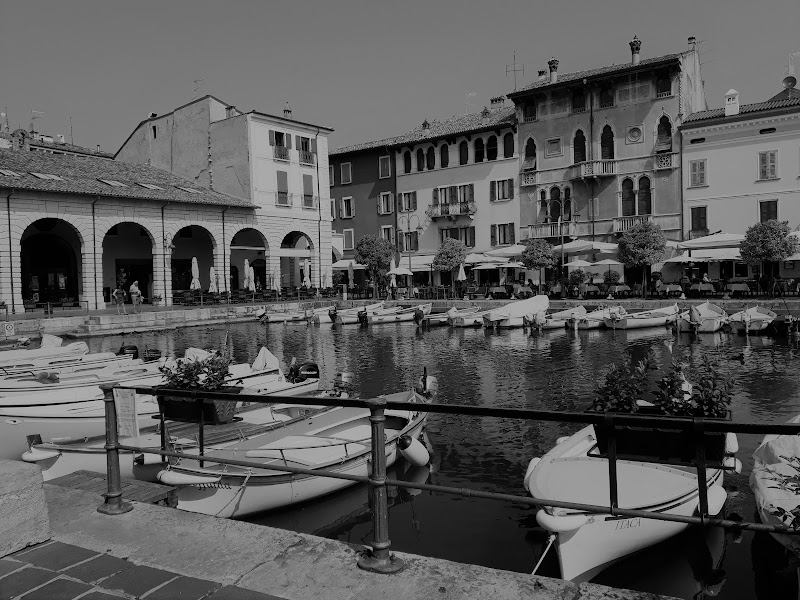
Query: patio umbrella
552,240,618,255
249,266,256,292
456,263,467,281
243,259,250,290
303,259,312,288
567,259,594,268
485,244,527,258
388,257,397,289
465,253,509,265
189,257,201,290
208,267,218,293
322,271,328,288
272,271,281,295
664,254,710,264
592,258,624,278
677,232,744,250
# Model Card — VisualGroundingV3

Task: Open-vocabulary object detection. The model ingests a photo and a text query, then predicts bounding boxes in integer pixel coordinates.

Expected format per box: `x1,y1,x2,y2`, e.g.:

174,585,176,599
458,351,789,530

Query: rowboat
483,296,549,329
145,379,436,517
450,310,491,327
0,351,137,376
0,340,88,368
312,302,379,324
524,425,729,582
336,303,393,325
675,302,728,333
524,306,586,330
369,303,432,325
728,306,776,334
603,304,679,330
569,306,623,330
420,306,480,326
0,361,164,395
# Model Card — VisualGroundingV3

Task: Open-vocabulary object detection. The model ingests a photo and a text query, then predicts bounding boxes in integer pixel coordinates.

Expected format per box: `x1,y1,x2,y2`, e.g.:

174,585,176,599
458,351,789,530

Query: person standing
129,280,142,314
112,285,127,315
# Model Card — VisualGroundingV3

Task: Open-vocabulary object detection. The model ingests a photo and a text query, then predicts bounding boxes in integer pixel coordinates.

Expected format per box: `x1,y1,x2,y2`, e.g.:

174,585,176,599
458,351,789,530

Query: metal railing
95,384,800,575
273,146,290,161
275,191,291,206
299,150,316,165
425,202,477,219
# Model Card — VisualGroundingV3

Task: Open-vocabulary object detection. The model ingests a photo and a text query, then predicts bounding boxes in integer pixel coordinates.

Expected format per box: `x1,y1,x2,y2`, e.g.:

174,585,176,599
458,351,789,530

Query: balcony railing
425,202,477,219
521,170,539,186
302,194,318,209
299,150,316,165
273,146,290,161
275,191,291,206
688,228,710,240
655,154,674,170
526,220,577,239
656,90,672,99
580,159,617,177
613,214,653,233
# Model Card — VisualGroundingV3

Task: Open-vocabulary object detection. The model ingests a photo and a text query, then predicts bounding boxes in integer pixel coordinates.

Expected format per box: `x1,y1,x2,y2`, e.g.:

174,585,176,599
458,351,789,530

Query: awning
485,244,527,258
551,240,618,255
465,252,509,265
332,259,366,270
472,263,505,270
677,232,744,249
396,255,436,271
693,248,742,261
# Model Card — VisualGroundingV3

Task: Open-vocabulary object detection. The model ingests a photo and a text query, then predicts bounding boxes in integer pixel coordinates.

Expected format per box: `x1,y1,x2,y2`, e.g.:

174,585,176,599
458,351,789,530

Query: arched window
601,125,614,160
416,149,425,171
656,72,671,96
573,130,586,163
549,187,562,221
621,178,635,216
426,146,435,170
540,191,548,219
655,116,672,153
503,133,514,158
486,136,498,161
440,144,449,168
525,138,537,166
459,141,468,165
638,177,652,215
474,138,485,163
571,90,586,113
403,151,412,174
564,188,572,220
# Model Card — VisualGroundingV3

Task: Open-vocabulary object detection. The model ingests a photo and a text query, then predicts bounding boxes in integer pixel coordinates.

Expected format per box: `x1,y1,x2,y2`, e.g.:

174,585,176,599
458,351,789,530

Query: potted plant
588,352,734,465
151,294,163,307
157,353,238,424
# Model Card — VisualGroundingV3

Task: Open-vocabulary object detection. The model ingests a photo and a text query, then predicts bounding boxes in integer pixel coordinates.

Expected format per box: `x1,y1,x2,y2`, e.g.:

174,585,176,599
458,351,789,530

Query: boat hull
368,304,431,325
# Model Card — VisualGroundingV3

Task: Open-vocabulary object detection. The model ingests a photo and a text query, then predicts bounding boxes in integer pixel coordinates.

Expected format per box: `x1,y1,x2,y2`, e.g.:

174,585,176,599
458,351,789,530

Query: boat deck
48,469,177,507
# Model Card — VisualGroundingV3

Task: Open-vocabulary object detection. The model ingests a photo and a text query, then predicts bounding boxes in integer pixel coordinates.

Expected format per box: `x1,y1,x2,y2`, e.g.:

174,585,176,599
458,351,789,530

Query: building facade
116,95,334,290
507,36,705,248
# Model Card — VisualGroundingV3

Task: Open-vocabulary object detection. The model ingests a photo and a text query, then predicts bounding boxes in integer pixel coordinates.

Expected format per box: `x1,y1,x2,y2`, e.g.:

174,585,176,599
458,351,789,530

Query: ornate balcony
526,220,577,239
520,170,539,186
299,150,316,165
273,146,290,161
425,202,477,220
655,154,674,170
580,159,617,178
613,214,653,233
302,194,318,209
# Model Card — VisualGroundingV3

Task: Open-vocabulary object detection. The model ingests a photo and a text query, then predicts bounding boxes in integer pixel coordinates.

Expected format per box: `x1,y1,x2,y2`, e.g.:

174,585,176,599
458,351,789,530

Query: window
274,131,285,147
655,116,672,153
599,86,614,108
573,131,586,163
638,176,652,215
621,178,635,217
548,187,562,221
759,128,777,135
689,159,707,187
151,125,157,139
440,144,449,168
572,90,586,113
525,138,537,164
297,136,316,164
302,174,315,208
403,151,412,174
298,136,311,152
523,103,536,122
545,138,562,157
276,170,289,205
490,223,515,246
340,162,352,184
416,149,425,171
760,200,778,223
439,226,474,247
137,182,164,190
343,229,355,250
329,165,335,186
564,188,572,220
457,183,474,204
426,146,435,170
691,206,707,231
379,156,391,179
486,136,498,161
502,133,514,158
490,179,515,202
381,225,394,244
474,138,485,163
758,151,778,180
400,191,417,212
399,231,419,252
331,200,336,219
98,178,128,187
656,73,671,97
341,196,355,218
459,141,468,165
378,192,393,215
600,125,614,160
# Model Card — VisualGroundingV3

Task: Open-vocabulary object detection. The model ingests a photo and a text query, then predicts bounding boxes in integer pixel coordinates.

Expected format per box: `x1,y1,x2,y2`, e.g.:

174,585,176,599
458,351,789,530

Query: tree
432,238,467,292
355,235,396,297
521,238,556,292
740,220,798,293
617,221,666,298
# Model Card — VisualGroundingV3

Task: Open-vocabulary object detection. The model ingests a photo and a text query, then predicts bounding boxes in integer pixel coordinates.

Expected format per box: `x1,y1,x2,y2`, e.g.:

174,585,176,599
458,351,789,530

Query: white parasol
567,259,594,268
249,266,256,292
485,244,527,258
208,266,218,293
272,271,281,295
243,259,250,290
190,257,201,290
592,258,624,278
388,257,397,288
457,263,467,281
303,259,312,288
348,261,355,286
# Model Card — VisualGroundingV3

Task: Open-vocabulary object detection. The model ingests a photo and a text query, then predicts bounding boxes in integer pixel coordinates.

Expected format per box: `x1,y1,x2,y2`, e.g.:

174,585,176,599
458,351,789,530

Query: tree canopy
432,238,467,272
354,235,395,283
521,238,557,271
740,220,798,265
617,221,667,266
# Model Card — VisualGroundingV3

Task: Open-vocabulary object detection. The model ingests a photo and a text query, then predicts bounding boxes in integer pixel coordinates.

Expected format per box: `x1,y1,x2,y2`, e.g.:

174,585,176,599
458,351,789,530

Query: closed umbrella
243,259,250,290
457,263,467,281
249,266,256,292
303,259,312,288
348,261,355,286
190,257,201,290
272,271,281,295
388,257,397,289
208,267,218,293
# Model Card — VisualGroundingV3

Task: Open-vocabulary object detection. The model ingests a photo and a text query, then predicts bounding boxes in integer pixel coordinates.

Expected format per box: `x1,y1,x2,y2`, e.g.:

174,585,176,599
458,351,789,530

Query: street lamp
397,214,423,282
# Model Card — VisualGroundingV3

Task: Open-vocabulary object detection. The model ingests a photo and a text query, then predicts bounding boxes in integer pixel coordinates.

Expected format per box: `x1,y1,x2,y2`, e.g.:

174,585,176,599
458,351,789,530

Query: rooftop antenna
506,50,525,91
783,51,800,90
464,91,476,115
1,108,8,133
30,109,44,132
69,116,74,145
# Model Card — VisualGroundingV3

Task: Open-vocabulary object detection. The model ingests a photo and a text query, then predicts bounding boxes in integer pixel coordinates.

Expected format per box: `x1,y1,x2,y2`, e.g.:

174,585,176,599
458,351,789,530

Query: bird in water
733,352,746,365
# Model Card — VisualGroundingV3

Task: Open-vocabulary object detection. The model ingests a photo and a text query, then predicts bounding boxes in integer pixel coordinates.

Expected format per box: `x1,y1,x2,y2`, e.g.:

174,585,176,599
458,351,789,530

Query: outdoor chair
181,291,197,306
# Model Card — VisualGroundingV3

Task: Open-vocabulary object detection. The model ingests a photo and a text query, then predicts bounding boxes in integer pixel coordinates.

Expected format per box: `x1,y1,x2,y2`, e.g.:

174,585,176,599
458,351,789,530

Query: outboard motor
328,307,338,322
357,310,369,326
413,308,425,325
296,362,320,382
117,344,139,359
142,348,162,362
333,371,355,397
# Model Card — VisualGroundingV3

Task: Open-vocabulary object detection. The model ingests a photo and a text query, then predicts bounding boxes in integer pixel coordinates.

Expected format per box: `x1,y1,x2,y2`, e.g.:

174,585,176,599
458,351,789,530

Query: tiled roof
390,106,516,146
330,135,403,156
508,54,683,97
767,87,800,102
683,97,800,124
30,139,114,158
0,149,253,207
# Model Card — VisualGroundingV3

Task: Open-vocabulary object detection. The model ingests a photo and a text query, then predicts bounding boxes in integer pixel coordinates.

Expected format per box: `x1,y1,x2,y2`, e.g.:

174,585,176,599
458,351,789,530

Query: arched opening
486,136,498,161
440,144,449,168
503,133,514,158
459,141,469,165
564,188,572,220
655,115,673,153
171,225,215,293
549,187,562,222
102,222,154,304
539,190,547,222
426,146,435,170
621,178,635,216
474,138,485,163
525,138,537,167
21,218,82,305
638,177,652,215
601,125,614,160
403,151,412,174
416,149,425,172
573,130,586,163
280,231,315,289
230,228,268,291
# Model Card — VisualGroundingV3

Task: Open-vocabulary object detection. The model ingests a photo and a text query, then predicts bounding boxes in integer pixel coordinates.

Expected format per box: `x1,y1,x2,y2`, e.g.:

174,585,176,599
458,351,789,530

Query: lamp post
398,214,423,284
536,196,573,280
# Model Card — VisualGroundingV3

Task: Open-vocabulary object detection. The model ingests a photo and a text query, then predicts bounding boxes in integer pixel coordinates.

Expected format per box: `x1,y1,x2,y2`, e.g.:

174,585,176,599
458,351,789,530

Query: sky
2,0,798,155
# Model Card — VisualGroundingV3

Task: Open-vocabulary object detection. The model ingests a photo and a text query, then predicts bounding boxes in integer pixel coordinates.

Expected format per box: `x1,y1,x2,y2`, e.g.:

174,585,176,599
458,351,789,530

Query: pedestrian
129,280,142,313
112,284,127,315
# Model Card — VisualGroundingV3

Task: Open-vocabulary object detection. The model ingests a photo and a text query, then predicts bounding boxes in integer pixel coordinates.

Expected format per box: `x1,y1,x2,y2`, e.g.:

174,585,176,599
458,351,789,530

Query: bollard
357,397,404,573
97,385,133,515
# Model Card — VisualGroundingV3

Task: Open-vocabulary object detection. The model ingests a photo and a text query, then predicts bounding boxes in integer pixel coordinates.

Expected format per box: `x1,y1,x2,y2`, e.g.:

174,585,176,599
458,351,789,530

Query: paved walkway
1,540,284,600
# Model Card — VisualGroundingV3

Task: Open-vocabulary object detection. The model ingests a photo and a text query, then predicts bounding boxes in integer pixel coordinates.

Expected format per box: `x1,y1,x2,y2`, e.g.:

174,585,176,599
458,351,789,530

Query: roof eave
681,104,800,129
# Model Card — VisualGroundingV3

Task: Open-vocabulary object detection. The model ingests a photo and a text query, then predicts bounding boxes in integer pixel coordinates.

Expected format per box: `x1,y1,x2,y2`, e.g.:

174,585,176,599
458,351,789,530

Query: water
86,322,800,599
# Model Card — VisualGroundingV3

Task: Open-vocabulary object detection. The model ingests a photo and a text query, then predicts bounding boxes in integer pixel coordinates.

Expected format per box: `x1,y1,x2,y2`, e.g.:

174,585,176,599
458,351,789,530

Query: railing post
357,397,404,574
693,418,709,523
97,385,133,515
605,413,619,515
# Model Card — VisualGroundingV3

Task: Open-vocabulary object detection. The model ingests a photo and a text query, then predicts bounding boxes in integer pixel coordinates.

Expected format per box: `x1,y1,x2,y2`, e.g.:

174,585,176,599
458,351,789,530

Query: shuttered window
760,200,778,223
758,151,778,180
491,179,515,201
340,163,352,185
690,207,707,231
440,144,450,168
302,174,314,208
459,141,469,165
689,159,707,187
276,171,289,205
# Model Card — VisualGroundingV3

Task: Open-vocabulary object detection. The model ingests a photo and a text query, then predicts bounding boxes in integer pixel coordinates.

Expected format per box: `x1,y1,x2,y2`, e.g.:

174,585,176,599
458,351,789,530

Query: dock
47,470,177,508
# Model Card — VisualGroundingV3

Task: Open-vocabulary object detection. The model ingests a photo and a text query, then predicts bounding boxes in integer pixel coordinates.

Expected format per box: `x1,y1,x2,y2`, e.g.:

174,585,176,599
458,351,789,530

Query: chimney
56,134,65,143
688,36,697,51
724,89,740,117
629,35,642,65
538,70,547,83
422,119,430,135
283,102,292,119
490,96,505,111
96,144,101,152
548,58,559,84
480,107,490,123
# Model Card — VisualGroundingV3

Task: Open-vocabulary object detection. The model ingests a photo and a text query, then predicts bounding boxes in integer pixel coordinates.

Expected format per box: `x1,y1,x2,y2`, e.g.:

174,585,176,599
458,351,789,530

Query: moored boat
336,303,393,325
314,302,383,324
450,310,491,327
419,306,480,326
483,295,549,329
524,306,586,330
0,340,88,368
604,304,679,330
569,306,622,330
675,302,728,333
369,303,432,325
728,306,776,334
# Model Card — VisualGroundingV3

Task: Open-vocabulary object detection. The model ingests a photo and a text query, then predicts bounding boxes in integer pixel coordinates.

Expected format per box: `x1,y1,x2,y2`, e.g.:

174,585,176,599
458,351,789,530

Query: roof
508,53,683,98
330,135,403,156
30,139,114,159
682,97,800,125
768,87,800,102
392,107,516,146
0,149,253,207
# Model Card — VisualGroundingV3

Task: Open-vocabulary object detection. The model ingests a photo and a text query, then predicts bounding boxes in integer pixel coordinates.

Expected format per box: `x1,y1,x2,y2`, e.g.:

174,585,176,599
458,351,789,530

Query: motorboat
0,340,88,368
0,361,164,395
0,351,136,376
314,302,383,324
604,304,679,330
142,377,436,517
450,310,491,327
524,306,586,330
569,306,622,330
524,425,729,582
336,303,393,325
483,296,549,329
728,306,776,334
419,306,480,326
368,303,432,325
675,302,728,334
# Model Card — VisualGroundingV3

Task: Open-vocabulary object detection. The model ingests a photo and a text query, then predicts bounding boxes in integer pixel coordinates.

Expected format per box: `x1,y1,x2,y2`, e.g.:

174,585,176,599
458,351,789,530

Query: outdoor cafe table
689,282,715,294
660,284,683,296
489,286,510,299
515,286,533,298
726,283,751,295
583,284,600,297
608,285,631,295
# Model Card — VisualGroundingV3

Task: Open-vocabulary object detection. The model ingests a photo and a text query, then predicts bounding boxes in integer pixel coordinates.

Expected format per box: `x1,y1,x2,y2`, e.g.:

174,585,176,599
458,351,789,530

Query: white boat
450,310,491,327
0,340,88,368
524,306,586,330
569,306,622,330
483,296,549,329
316,302,383,324
675,302,728,334
368,303,432,325
603,304,679,330
142,380,435,517
524,425,728,582
728,306,776,334
421,306,480,326
336,303,393,325
0,351,135,376
0,360,164,395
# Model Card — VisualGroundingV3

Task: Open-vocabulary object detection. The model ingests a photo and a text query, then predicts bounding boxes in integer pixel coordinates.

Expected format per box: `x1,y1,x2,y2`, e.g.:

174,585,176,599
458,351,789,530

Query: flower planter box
590,407,731,466
157,387,240,425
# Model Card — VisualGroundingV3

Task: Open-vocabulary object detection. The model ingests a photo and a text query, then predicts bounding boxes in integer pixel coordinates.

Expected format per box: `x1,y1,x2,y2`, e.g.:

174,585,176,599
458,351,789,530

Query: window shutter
295,136,300,149
469,226,475,247
303,174,313,195
276,170,288,192
490,181,496,202
449,186,456,204
433,188,439,205
285,134,292,149
769,152,777,178
389,192,394,214
339,199,343,217
509,224,516,244
469,184,475,202
508,179,515,199
698,160,705,184
412,191,418,211
413,231,419,251
311,138,317,153
399,234,405,252
268,130,275,146
377,196,382,214
690,161,698,184
490,225,497,246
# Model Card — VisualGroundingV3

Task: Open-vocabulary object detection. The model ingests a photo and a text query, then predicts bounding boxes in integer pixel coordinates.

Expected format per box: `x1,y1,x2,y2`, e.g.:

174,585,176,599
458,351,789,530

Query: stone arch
573,129,586,163
170,224,217,293
229,226,269,291
279,230,316,289
101,221,157,304
600,124,615,160
655,113,673,153
20,217,86,305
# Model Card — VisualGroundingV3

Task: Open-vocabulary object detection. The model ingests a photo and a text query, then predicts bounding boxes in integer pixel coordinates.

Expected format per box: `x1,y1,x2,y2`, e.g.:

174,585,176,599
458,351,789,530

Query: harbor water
85,320,800,599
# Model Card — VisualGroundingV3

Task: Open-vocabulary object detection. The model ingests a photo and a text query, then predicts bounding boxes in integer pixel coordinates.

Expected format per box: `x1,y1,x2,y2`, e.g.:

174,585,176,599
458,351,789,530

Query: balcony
275,191,291,206
425,202,477,220
273,146,290,161
302,194,318,209
580,159,617,178
526,220,577,239
299,150,316,165
520,170,539,186
613,214,653,233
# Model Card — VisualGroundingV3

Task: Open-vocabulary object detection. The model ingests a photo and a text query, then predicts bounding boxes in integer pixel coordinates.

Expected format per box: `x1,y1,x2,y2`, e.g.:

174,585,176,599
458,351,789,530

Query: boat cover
40,334,63,348
251,347,281,372
488,295,549,321
751,432,800,552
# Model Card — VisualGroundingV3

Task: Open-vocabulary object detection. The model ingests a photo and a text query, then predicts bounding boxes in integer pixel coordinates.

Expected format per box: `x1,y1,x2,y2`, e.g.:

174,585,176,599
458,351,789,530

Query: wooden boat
483,296,549,329
524,306,586,330
313,302,382,324
256,308,307,324
336,303,393,325
604,304,679,330
675,302,728,333
0,351,136,376
569,306,622,330
420,306,480,326
524,425,728,582
728,306,776,334
0,361,164,395
368,303,431,325
0,341,88,368
144,380,435,517
450,310,491,327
